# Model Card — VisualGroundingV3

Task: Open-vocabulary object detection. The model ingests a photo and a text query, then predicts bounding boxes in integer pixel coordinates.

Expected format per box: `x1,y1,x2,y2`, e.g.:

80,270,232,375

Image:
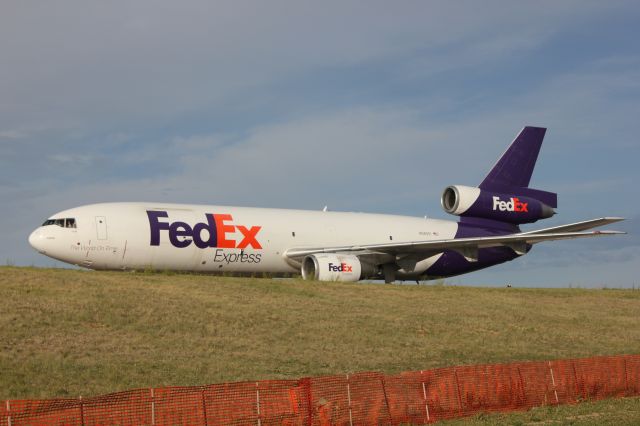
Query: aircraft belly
423,246,519,279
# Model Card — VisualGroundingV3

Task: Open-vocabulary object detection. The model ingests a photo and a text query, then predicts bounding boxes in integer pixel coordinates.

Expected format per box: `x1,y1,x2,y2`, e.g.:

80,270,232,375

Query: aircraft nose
28,228,46,253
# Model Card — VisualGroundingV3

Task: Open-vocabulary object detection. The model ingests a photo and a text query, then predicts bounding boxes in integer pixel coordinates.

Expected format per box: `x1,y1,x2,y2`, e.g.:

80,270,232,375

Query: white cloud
49,154,95,166
0,130,27,140
0,0,614,131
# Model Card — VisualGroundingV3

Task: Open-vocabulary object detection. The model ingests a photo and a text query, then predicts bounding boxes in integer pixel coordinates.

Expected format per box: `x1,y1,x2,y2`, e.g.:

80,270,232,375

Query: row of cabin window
42,218,77,228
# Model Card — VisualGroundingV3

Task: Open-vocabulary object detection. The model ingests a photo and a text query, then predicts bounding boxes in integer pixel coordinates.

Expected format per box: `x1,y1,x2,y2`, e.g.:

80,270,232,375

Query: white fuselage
29,202,458,276
28,128,623,282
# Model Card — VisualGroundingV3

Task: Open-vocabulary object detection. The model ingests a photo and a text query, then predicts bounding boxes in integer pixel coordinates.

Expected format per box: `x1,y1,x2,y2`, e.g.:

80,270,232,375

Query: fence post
6,400,11,426
623,357,629,394
79,395,85,426
302,378,313,426
571,361,580,401
150,388,155,425
380,374,393,425
255,382,261,426
548,362,559,404
420,370,430,424
516,366,526,404
453,368,463,414
346,374,353,426
202,387,209,426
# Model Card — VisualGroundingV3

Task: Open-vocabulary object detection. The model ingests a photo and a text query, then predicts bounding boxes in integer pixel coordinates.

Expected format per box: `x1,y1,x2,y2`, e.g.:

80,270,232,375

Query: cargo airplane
29,127,624,282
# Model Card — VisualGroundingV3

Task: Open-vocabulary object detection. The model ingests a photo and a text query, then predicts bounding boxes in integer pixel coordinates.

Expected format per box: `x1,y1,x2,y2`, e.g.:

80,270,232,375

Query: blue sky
1,1,638,287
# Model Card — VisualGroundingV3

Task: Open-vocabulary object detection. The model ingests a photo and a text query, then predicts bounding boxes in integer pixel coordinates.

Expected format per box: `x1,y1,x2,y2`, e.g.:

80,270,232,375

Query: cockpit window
42,218,77,228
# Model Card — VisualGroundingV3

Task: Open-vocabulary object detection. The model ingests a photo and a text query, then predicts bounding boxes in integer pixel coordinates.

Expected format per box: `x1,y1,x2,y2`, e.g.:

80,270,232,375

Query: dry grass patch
440,396,640,425
1,266,639,399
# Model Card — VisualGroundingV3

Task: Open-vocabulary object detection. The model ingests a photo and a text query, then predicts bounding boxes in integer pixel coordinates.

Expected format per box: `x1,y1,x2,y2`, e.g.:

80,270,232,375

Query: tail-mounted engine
441,185,556,224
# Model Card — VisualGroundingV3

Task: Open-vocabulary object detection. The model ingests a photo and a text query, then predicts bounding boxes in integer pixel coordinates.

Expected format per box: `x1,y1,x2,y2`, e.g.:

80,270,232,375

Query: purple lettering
193,214,218,248
169,221,193,248
147,211,169,246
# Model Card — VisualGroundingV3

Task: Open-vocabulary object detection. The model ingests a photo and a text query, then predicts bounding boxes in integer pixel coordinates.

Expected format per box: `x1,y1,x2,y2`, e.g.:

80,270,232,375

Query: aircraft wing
519,217,624,235
284,218,625,262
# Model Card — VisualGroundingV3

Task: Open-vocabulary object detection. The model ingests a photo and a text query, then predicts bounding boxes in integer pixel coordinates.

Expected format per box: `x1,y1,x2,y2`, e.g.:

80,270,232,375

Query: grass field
441,397,640,425
1,266,640,422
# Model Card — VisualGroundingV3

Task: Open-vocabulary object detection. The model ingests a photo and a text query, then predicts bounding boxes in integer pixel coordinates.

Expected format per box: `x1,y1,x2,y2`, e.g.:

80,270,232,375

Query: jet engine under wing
284,218,625,263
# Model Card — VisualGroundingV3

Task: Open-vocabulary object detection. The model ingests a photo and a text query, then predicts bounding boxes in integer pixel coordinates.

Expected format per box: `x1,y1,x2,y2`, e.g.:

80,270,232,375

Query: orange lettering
214,214,236,248
237,225,262,249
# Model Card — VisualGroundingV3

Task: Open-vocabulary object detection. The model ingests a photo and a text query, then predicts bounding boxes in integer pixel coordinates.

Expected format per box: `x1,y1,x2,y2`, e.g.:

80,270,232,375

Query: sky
1,1,638,287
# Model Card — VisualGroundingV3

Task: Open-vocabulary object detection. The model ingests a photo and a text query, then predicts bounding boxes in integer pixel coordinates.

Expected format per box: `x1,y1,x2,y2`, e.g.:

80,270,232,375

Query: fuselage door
95,216,108,240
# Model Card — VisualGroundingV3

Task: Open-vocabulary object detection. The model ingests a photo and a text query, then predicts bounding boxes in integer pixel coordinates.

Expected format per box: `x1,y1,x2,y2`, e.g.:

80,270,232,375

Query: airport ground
1,266,639,424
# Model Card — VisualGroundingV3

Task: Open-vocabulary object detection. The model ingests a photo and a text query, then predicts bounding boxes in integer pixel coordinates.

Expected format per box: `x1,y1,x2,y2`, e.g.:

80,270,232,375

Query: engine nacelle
302,254,373,282
441,185,555,224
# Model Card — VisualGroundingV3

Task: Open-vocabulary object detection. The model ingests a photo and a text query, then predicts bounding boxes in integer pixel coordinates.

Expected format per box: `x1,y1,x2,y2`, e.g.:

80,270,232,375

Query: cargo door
95,216,108,240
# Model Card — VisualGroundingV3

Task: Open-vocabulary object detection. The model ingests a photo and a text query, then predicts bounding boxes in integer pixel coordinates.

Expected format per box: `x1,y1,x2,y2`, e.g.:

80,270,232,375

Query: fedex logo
492,196,528,213
328,262,353,273
147,211,262,249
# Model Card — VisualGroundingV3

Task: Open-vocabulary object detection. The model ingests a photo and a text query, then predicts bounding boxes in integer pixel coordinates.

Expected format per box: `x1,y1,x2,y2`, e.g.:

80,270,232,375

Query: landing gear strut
382,264,396,284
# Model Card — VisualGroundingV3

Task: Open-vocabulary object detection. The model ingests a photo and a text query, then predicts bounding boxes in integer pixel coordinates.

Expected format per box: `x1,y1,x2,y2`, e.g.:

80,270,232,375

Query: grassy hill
1,266,639,405
441,397,640,425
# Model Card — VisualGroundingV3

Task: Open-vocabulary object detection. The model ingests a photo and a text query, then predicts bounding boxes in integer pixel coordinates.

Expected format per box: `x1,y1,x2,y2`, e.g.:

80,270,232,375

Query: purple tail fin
479,126,557,208
480,126,546,189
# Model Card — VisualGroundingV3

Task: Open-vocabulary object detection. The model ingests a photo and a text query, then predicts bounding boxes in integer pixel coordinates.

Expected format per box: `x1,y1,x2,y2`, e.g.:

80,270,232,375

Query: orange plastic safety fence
2,354,639,425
